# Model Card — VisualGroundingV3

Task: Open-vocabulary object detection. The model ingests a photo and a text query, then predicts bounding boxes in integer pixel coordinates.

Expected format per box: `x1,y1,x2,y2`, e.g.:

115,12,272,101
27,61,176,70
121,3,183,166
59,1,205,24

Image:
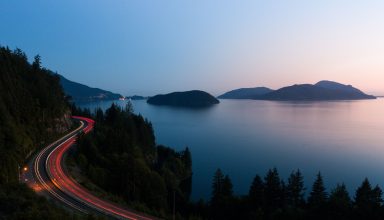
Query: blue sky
1,0,384,96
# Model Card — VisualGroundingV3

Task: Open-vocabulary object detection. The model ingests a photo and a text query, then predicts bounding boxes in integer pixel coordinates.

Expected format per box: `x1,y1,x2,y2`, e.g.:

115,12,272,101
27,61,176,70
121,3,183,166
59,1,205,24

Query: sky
1,0,384,96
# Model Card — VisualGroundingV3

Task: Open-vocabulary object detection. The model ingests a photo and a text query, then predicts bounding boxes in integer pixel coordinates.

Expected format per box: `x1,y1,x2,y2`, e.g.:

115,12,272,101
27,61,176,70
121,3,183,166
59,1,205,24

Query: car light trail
31,116,154,220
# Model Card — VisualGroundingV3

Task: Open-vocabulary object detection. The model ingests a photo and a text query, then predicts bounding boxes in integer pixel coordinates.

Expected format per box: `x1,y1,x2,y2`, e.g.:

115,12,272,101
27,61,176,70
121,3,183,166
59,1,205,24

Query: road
21,116,154,220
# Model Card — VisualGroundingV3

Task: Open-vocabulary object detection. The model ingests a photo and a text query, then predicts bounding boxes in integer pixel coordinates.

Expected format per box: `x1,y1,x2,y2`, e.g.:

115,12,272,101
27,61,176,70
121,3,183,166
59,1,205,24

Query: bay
77,98,384,201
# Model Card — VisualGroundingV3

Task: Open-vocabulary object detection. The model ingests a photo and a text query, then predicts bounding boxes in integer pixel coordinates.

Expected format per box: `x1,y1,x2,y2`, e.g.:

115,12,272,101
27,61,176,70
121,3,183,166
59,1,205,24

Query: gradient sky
1,0,384,96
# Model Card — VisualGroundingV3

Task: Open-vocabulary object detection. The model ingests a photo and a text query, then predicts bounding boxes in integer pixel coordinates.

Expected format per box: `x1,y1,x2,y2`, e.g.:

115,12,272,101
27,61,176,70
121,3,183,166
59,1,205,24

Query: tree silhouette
354,178,383,219
211,169,225,204
211,169,233,204
328,183,351,219
372,185,383,208
222,175,234,197
286,169,305,208
264,168,283,211
180,147,192,201
307,172,327,219
125,101,134,114
308,172,327,207
210,169,235,219
32,54,41,69
249,174,264,208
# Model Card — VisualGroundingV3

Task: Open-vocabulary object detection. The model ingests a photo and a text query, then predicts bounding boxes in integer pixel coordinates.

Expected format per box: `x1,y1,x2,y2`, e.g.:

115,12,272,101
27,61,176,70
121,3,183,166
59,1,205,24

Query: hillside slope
260,83,376,100
218,87,274,99
0,46,75,218
57,74,122,102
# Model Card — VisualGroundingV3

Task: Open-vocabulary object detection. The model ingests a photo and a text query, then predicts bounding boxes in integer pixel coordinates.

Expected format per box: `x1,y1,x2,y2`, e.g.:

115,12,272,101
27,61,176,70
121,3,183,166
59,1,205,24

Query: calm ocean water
78,98,384,201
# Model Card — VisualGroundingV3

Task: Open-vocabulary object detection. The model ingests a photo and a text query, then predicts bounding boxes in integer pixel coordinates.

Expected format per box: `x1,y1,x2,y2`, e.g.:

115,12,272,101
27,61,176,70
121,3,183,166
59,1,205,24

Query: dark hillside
147,90,219,107
260,83,376,100
0,46,75,218
218,87,274,99
57,73,122,102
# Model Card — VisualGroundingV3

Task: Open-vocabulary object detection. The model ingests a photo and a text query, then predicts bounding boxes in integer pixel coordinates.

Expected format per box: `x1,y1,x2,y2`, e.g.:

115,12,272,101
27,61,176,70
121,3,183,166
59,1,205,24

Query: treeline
0,46,91,219
197,168,383,220
72,103,192,218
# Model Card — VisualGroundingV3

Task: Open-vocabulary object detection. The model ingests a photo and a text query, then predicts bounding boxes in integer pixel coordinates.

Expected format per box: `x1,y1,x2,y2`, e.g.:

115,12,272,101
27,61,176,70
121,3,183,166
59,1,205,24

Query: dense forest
0,46,94,219
198,168,383,220
72,104,192,218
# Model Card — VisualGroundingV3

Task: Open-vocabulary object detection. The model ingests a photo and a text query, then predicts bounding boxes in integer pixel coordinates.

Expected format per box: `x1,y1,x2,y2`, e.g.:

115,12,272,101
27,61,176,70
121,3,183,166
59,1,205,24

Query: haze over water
79,98,384,200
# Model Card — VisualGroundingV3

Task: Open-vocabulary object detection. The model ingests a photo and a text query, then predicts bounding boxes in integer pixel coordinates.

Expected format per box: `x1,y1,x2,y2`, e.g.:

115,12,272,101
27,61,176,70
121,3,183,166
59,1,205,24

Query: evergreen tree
210,169,235,220
95,108,104,122
32,54,41,69
13,48,27,61
354,178,383,219
211,169,225,204
372,185,383,208
180,147,192,201
125,101,134,114
286,169,305,208
222,175,234,198
307,172,328,219
308,172,327,207
249,175,264,208
264,168,283,210
181,147,192,170
355,178,372,208
328,183,351,219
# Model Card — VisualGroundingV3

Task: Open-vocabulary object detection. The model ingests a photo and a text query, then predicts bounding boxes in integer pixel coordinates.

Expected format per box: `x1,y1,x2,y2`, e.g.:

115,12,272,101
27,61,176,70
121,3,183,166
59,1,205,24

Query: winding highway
22,116,154,220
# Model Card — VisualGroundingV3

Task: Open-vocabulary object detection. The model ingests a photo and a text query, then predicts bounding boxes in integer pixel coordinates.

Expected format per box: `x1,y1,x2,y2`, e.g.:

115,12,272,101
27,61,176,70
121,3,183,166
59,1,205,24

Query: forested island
147,90,219,107
218,87,274,99
219,81,376,101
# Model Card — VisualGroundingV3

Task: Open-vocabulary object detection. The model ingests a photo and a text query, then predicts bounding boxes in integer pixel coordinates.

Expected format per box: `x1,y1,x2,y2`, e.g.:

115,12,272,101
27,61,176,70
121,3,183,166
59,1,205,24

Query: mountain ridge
56,73,122,102
218,87,274,99
219,81,376,101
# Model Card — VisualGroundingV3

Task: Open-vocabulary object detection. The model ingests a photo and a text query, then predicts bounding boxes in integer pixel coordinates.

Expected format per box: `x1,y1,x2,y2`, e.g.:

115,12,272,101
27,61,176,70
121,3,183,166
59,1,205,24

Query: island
147,90,220,107
261,81,376,101
218,87,274,99
219,80,376,101
127,95,147,100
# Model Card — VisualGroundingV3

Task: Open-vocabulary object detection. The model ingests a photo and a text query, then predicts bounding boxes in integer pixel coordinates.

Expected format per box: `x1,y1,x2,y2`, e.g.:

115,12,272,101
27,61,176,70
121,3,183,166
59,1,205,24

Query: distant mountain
147,90,220,107
260,82,376,101
56,74,122,102
315,80,367,94
218,87,274,99
127,95,147,100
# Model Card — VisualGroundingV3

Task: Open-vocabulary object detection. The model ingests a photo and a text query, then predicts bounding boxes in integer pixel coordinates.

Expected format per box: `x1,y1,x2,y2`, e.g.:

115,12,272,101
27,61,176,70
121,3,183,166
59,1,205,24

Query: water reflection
78,98,384,201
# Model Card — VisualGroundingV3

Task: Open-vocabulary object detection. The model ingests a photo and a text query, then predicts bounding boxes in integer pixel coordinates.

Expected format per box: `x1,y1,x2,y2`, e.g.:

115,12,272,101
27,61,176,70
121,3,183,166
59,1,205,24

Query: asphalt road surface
21,116,154,220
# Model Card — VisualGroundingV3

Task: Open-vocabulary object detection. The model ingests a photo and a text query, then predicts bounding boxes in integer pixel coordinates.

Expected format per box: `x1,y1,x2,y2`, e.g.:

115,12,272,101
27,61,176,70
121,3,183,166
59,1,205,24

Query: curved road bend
23,116,155,220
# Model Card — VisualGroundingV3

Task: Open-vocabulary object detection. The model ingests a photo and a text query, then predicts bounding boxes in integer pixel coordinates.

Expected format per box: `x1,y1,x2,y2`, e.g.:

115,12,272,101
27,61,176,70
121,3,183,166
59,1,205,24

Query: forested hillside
72,104,192,218
57,74,122,102
0,46,70,183
0,46,77,219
